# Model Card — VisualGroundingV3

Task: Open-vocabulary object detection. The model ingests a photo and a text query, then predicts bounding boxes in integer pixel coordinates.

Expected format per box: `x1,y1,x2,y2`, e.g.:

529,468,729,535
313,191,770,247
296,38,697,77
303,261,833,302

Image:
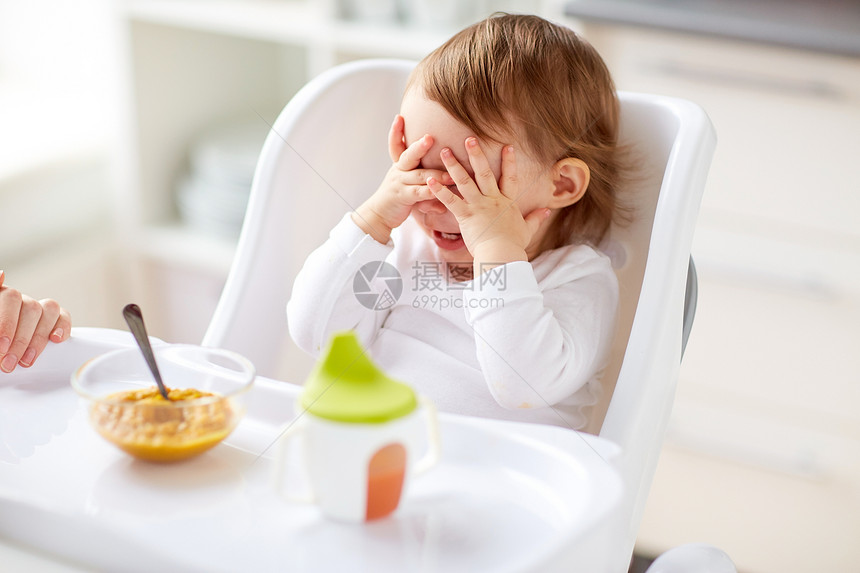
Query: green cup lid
300,331,417,423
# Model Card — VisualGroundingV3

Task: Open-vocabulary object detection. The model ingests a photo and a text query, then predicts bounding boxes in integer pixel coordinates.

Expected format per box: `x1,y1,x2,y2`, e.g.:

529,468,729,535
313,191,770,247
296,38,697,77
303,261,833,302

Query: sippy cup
273,331,440,522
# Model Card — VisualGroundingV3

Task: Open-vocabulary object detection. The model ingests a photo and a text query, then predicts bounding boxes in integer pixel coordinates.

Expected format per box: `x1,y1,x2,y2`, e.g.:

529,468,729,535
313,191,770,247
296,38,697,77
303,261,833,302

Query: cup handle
413,397,441,475
270,418,315,503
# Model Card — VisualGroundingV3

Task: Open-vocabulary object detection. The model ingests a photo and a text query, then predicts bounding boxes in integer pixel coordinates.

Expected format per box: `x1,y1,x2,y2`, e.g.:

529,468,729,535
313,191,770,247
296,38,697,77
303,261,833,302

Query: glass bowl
71,344,255,463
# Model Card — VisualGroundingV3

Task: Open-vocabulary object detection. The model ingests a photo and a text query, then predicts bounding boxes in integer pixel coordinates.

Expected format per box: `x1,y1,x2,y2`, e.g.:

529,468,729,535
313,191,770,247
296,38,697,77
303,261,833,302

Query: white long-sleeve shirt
287,214,618,429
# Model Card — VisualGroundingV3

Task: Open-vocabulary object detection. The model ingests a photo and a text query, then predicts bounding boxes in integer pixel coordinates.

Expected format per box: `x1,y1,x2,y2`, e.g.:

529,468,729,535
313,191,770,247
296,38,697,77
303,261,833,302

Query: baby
287,14,625,430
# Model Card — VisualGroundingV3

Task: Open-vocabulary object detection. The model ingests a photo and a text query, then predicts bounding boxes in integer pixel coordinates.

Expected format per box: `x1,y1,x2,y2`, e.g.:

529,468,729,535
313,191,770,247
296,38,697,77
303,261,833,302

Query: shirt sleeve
462,256,618,410
287,213,394,356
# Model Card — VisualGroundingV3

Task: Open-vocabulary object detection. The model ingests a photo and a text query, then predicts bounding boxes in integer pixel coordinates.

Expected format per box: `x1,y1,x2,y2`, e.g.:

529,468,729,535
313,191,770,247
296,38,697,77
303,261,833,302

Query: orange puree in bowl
89,386,235,462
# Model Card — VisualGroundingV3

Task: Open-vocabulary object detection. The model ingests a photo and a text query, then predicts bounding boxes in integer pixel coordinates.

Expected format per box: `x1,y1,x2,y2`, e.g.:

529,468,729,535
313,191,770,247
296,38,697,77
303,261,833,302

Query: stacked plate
176,118,270,241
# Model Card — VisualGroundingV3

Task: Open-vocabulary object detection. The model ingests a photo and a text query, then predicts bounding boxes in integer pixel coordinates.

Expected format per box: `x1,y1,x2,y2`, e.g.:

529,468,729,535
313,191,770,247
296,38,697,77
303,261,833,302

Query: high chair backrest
594,92,716,566
203,58,717,566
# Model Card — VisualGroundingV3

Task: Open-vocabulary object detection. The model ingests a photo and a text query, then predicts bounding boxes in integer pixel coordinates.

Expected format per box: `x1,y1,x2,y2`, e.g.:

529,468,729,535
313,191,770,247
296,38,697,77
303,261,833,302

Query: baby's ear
549,158,590,208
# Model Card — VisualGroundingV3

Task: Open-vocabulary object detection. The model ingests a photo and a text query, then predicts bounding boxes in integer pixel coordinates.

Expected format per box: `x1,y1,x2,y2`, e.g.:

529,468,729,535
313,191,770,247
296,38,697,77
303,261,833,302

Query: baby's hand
352,115,453,244
0,271,71,373
427,138,551,269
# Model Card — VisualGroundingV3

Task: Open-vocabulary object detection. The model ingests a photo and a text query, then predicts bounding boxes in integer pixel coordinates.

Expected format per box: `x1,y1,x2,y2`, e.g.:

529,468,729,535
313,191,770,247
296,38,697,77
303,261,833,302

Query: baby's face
400,85,556,266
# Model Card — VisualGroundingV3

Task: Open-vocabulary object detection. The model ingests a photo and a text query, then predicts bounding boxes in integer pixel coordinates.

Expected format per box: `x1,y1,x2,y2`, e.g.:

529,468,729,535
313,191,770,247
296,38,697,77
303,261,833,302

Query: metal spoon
122,303,171,401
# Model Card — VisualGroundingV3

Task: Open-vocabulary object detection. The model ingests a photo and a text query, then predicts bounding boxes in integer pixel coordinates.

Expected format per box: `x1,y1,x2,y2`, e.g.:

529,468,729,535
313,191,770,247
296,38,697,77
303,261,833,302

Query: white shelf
136,223,237,275
120,0,454,282
125,0,449,58
126,0,321,42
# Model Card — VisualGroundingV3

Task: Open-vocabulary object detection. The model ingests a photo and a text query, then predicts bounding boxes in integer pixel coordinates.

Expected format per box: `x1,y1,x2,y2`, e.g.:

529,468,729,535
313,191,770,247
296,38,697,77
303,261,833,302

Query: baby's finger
18,299,64,368
499,145,519,199
402,183,439,204
440,148,481,201
397,134,434,170
388,115,407,163
427,177,465,215
399,168,454,187
465,137,500,196
1,296,41,373
524,207,553,238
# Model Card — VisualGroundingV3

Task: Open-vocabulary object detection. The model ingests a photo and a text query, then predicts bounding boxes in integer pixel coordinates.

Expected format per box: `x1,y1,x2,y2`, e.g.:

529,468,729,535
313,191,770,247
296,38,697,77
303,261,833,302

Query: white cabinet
577,22,860,573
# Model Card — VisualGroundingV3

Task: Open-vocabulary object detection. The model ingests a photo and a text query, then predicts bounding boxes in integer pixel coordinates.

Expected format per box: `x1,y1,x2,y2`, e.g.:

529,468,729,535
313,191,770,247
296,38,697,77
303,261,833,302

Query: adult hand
0,270,71,373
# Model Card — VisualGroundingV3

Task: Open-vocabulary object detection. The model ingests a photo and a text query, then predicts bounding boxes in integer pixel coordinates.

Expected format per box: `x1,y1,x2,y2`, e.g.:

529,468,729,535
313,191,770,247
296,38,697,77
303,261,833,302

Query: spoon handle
122,303,170,401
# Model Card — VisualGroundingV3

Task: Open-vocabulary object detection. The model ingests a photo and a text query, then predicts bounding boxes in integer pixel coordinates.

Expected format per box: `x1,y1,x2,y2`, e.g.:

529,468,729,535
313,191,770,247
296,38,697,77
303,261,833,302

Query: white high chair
203,59,734,572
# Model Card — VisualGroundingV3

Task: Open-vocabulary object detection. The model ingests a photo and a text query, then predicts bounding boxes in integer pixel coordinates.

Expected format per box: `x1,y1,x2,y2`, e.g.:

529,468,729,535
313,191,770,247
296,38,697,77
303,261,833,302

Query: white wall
0,0,125,330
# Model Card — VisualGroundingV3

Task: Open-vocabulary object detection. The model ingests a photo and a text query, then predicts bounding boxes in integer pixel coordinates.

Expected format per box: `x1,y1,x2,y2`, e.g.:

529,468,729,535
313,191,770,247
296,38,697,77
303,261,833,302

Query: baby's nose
414,198,447,214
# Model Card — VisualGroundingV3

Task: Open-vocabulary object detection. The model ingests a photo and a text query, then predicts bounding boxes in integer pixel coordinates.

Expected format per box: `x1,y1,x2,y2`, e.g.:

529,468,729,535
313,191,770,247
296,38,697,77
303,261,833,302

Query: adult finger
465,137,500,196
18,299,63,368
388,115,407,162
0,282,22,358
1,296,41,373
51,308,72,343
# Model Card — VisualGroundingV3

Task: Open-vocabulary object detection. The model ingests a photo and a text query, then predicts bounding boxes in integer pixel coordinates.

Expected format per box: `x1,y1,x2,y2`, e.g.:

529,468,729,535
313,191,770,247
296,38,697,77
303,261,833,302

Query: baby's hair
409,13,625,250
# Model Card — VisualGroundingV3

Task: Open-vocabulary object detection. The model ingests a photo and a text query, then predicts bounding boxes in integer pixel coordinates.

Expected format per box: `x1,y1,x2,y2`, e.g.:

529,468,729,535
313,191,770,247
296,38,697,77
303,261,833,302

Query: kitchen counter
563,0,860,57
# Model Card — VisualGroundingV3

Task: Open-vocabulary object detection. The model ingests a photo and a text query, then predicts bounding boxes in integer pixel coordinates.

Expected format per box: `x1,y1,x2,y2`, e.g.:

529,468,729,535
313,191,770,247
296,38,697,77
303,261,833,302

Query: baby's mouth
432,230,465,251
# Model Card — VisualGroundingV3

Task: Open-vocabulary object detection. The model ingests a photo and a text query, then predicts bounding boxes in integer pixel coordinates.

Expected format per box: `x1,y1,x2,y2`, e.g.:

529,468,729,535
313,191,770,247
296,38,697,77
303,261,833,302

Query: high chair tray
0,328,622,572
